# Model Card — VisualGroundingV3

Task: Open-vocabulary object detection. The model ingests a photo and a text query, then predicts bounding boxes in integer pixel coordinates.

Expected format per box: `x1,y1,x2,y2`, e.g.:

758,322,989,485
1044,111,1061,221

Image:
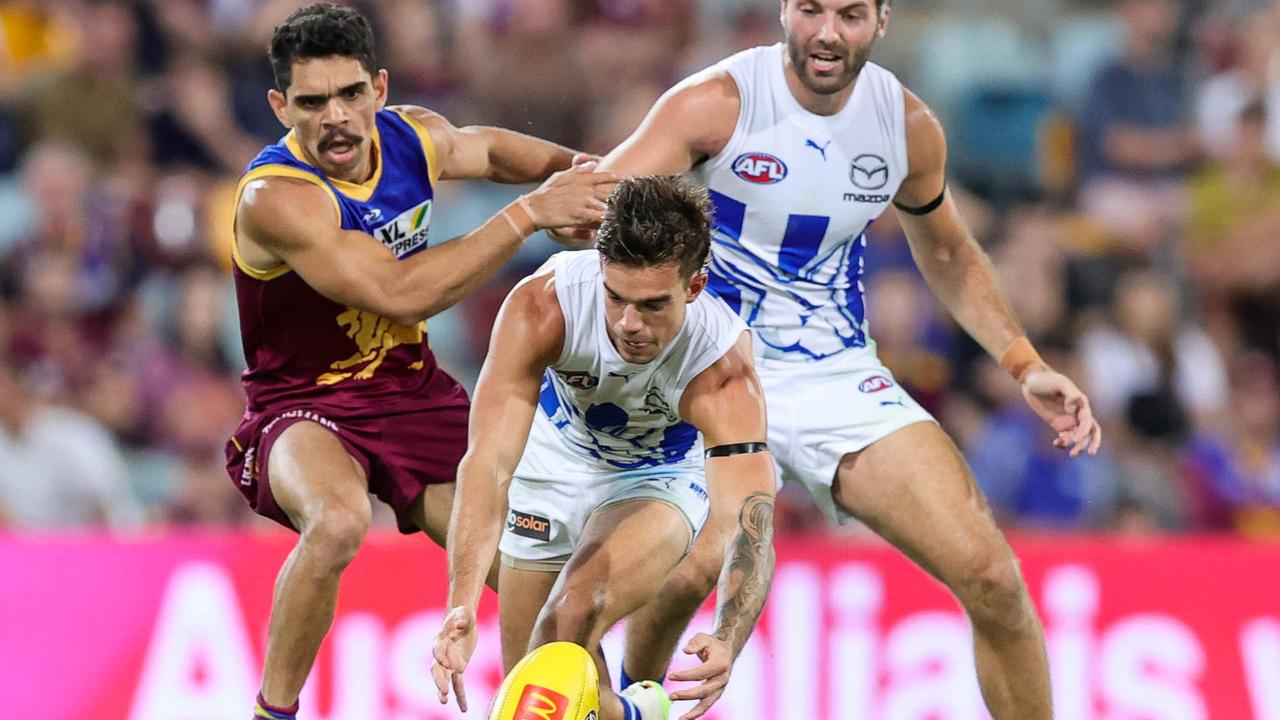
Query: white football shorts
756,345,936,523
500,420,710,569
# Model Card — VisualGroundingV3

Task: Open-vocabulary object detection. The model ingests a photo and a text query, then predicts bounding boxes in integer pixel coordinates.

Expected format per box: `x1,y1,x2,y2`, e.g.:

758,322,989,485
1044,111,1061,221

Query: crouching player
431,176,777,720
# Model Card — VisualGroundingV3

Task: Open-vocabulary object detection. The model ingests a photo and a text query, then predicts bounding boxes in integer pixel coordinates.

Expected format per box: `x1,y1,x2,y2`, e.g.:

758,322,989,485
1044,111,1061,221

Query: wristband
500,197,537,239
705,442,768,459
999,336,1044,383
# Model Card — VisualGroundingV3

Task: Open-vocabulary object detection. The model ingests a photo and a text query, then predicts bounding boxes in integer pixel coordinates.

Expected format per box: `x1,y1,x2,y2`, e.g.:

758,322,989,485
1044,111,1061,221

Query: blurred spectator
1180,353,1280,537
1077,0,1200,255
0,357,143,531
1079,269,1228,433
1186,97,1280,359
865,269,955,416
967,352,1121,531
457,0,591,148
145,53,260,172
1195,7,1280,162
14,0,146,171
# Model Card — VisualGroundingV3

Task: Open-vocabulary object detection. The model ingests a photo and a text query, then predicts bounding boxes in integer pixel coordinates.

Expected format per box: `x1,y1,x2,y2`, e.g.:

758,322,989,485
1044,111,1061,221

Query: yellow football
488,641,601,720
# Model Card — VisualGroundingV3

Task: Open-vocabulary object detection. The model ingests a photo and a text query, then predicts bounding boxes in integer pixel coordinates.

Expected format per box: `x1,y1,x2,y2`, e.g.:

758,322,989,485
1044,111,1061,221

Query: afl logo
858,375,895,393
733,152,788,184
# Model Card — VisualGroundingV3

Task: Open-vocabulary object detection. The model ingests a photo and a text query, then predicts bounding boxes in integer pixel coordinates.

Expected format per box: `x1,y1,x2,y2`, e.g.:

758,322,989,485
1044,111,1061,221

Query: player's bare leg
833,421,1052,720
621,525,724,684
498,563,561,672
527,499,691,720
407,483,501,590
259,421,373,709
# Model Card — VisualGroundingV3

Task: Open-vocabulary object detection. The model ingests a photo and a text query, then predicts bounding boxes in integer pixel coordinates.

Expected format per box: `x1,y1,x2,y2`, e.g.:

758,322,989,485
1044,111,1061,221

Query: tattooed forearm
712,491,776,657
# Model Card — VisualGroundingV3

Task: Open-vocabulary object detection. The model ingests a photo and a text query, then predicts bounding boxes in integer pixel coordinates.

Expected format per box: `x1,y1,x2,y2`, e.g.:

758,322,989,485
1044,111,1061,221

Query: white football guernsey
691,43,909,365
516,250,747,474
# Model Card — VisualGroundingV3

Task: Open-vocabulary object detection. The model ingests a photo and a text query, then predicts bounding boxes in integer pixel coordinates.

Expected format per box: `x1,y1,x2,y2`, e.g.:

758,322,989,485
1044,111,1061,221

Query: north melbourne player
598,2,1102,718
430,176,777,720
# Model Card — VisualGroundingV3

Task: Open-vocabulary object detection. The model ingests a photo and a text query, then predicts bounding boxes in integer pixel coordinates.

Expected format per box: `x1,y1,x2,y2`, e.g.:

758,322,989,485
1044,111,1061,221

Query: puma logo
805,138,831,160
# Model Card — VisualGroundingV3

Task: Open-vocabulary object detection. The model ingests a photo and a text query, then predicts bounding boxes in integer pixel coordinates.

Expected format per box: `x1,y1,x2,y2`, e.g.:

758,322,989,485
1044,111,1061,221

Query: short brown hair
596,175,712,280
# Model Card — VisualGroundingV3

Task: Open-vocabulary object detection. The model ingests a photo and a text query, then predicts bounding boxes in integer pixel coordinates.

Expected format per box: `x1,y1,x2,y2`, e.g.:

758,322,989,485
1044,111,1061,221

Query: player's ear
373,69,389,110
267,89,291,128
876,2,890,38
686,271,708,302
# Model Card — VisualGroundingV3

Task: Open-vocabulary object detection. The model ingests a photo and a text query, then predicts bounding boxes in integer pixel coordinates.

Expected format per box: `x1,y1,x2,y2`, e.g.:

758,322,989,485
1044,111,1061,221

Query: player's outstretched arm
395,105,581,183
894,91,1101,456
237,165,616,325
430,268,565,712
670,333,776,720
599,69,741,176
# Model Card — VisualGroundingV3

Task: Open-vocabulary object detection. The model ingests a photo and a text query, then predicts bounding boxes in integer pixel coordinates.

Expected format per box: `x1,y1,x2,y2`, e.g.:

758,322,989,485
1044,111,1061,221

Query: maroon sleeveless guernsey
232,109,448,418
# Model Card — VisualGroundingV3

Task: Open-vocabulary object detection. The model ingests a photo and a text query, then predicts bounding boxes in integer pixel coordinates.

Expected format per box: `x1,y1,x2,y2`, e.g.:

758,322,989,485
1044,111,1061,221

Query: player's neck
781,59,856,117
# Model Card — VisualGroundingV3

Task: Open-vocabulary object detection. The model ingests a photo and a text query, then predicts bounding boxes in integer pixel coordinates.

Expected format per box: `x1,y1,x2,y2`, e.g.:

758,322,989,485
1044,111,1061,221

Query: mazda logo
849,153,889,190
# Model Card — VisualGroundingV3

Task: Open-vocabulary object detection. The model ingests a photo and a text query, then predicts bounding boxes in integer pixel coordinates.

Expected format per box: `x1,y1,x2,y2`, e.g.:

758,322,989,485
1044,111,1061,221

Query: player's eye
343,88,362,99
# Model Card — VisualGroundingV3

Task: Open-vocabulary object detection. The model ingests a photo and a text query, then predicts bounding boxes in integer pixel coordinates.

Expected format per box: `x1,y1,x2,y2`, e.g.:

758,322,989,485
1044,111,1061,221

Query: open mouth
323,140,358,165
623,339,649,352
808,51,844,74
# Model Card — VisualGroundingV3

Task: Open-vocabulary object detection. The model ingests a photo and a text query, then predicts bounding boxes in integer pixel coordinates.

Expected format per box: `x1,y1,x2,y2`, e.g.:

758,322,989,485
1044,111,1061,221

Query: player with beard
592,1,1102,718
227,5,616,720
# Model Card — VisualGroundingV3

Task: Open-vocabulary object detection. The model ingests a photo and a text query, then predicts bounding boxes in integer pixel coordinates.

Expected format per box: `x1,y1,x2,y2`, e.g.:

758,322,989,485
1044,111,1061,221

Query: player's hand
1020,366,1103,457
431,605,478,712
667,632,733,720
521,162,619,231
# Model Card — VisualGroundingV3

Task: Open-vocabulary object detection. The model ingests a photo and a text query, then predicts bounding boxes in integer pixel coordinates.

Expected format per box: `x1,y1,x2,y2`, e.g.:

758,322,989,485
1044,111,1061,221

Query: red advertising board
3,533,1278,719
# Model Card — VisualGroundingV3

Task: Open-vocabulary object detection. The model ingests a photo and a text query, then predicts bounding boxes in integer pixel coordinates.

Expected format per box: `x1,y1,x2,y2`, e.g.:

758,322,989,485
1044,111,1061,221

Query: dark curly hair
596,176,713,281
269,3,377,92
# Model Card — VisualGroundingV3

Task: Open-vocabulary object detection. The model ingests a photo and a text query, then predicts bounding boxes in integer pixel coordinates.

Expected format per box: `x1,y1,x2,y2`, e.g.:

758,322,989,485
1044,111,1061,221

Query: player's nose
619,305,643,332
321,98,349,126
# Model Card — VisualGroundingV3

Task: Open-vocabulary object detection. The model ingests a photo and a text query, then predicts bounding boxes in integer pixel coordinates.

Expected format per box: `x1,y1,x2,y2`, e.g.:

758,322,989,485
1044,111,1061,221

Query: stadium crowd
0,0,1278,538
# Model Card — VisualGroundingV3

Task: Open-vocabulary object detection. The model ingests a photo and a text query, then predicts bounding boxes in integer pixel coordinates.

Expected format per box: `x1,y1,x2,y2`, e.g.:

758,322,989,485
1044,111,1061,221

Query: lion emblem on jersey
316,308,424,385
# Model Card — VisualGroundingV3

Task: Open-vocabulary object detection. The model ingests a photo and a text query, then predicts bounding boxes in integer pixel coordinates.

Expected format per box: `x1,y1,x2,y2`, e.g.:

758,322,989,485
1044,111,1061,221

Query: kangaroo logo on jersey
849,154,889,190
733,152,788,184
858,375,895,393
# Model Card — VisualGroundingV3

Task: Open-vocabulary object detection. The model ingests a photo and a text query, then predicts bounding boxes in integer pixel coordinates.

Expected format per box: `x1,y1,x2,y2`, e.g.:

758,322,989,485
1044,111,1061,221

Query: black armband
705,442,769,459
893,185,947,216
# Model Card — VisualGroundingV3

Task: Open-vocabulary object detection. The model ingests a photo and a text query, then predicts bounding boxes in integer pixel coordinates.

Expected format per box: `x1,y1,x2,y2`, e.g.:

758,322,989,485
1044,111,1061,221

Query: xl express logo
733,152,788,184
371,199,432,258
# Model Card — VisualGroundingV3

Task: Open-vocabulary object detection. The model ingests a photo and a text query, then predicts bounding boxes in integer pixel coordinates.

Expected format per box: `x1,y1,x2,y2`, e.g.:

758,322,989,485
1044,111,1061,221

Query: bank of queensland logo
849,153,889,190
733,152,788,184
372,199,431,258
859,374,895,393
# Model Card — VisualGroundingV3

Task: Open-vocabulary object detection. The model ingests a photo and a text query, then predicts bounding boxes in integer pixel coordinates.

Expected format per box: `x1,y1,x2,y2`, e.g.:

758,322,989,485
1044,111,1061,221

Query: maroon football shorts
225,374,469,534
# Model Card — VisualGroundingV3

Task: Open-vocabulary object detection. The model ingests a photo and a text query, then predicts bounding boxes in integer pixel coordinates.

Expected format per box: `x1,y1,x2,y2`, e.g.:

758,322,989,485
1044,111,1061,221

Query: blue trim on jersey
243,110,435,239
777,214,830,276
538,371,701,470
709,189,746,244
705,188,873,359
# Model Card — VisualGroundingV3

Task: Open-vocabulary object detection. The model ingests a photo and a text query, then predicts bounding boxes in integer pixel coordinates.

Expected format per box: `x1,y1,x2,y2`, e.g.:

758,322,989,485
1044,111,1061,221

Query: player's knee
543,588,608,646
955,554,1031,634
299,502,371,571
